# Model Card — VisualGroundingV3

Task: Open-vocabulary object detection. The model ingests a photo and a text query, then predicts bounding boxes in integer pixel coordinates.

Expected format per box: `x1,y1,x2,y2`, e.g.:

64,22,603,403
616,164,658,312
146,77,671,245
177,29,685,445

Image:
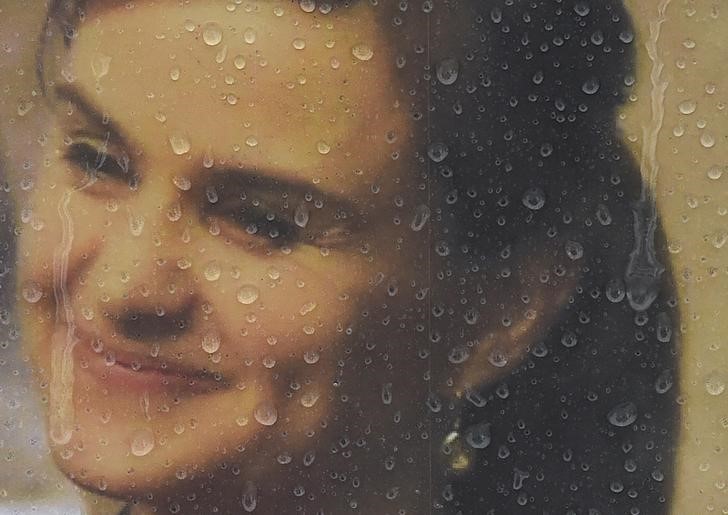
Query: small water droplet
234,55,246,70
292,37,306,50
169,67,180,81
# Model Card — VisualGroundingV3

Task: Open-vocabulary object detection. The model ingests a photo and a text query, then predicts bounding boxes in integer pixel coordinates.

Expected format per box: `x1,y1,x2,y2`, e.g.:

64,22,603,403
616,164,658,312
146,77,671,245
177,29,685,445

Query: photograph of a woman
7,0,679,513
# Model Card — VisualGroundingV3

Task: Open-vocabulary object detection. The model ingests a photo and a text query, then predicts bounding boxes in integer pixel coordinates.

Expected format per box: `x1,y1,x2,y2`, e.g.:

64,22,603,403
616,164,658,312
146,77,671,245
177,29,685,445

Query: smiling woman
9,0,680,513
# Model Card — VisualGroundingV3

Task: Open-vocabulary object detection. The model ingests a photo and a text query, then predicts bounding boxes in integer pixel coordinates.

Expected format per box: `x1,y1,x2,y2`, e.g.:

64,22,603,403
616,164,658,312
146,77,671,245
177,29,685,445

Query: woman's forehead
60,0,414,197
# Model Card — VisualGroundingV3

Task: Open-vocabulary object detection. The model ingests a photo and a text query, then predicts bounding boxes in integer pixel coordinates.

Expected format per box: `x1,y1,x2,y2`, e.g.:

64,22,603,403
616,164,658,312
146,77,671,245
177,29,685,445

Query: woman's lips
73,336,226,396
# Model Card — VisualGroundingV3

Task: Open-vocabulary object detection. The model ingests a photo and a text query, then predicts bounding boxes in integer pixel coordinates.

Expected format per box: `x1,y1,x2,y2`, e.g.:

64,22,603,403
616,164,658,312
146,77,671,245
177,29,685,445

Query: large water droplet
352,43,374,61
410,204,431,231
243,27,257,44
202,22,223,46
705,371,726,396
678,100,697,114
201,332,221,354
204,261,221,281
607,402,638,427
436,58,459,85
131,428,155,456
21,281,43,303
254,402,278,426
237,285,260,305
169,134,191,155
464,422,491,449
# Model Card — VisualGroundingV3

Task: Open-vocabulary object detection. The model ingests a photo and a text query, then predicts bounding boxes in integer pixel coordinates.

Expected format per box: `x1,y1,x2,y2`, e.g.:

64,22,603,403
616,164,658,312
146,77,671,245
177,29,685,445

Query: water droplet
352,43,374,61
245,136,258,147
574,2,591,16
172,176,191,191
237,285,260,305
131,428,155,456
427,142,449,163
243,27,257,44
169,67,180,81
234,55,246,70
582,78,600,95
301,391,320,408
655,370,674,394
299,0,316,13
299,301,317,316
607,402,638,427
701,132,716,148
707,164,724,180
169,134,191,155
678,100,697,115
254,402,278,426
605,278,626,303
242,481,258,512
204,261,221,281
303,349,319,364
21,281,43,303
522,187,546,210
381,383,393,405
201,332,221,354
292,38,306,50
436,58,459,85
706,371,726,396
464,422,491,449
316,141,331,155
410,204,431,231
565,240,584,260
202,22,223,46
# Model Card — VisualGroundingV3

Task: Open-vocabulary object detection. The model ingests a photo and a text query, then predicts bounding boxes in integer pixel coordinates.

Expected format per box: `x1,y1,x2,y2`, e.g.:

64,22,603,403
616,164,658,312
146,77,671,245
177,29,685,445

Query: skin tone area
19,2,424,512
12,1,583,513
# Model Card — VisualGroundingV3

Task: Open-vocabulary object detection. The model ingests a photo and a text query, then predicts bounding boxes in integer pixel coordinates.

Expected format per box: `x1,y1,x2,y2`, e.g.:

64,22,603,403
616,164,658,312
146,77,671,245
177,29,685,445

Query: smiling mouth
73,333,228,396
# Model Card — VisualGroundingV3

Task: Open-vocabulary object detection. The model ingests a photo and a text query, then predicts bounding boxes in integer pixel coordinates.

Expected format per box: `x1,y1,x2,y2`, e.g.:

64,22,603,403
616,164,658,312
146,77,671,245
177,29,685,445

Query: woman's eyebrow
53,83,132,147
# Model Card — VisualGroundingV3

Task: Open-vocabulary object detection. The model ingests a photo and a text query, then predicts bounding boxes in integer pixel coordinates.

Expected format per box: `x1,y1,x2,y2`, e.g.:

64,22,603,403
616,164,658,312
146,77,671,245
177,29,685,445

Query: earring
441,417,474,474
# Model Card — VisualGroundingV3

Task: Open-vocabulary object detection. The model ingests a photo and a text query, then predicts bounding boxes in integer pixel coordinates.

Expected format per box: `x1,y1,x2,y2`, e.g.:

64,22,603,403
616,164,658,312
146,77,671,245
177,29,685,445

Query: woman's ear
448,246,581,397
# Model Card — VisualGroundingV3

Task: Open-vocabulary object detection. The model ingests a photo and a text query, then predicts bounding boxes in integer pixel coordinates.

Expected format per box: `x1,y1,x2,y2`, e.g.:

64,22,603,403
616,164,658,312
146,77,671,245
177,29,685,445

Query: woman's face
18,0,421,500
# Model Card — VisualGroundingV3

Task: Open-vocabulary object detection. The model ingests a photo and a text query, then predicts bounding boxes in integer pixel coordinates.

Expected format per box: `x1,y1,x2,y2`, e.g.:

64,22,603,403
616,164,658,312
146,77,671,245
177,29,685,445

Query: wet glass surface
0,1,725,513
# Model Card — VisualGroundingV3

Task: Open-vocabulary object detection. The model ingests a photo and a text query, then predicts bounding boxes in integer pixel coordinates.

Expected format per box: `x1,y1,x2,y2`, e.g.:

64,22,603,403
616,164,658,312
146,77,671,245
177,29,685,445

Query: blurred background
0,1,726,513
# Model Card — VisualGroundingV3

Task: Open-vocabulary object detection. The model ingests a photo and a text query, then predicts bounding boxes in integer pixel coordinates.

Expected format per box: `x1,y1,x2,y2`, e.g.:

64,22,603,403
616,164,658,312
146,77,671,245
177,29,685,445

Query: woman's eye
64,141,129,181
230,208,300,247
